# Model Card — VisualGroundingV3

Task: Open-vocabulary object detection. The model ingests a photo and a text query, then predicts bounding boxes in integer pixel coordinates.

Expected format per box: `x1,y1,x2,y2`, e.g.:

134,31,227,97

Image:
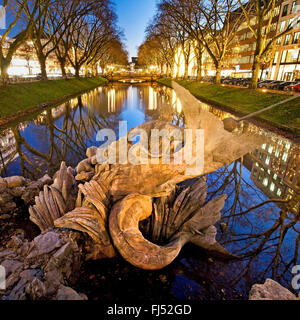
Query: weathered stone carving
109,190,227,270
29,162,77,231
55,179,116,260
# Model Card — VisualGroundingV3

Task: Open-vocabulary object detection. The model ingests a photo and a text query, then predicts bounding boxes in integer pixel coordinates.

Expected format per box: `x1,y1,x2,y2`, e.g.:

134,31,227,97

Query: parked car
258,80,274,88
293,83,300,92
227,78,242,85
285,81,300,92
221,77,233,84
238,78,252,87
272,81,293,90
280,81,295,90
264,81,283,89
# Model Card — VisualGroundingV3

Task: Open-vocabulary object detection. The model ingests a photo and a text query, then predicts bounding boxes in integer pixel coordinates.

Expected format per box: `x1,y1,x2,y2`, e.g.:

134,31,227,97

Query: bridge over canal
104,74,160,83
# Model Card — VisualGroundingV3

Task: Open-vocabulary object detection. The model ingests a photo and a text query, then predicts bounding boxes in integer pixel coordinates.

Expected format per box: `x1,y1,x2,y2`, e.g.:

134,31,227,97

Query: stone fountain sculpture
25,82,263,271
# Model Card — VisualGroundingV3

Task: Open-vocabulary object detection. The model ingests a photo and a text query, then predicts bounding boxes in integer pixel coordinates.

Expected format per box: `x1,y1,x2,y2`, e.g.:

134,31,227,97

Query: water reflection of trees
1,96,117,179
156,85,300,291
184,155,300,292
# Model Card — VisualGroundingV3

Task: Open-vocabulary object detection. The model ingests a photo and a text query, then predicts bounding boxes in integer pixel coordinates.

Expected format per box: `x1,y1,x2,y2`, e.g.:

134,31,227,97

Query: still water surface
0,83,299,300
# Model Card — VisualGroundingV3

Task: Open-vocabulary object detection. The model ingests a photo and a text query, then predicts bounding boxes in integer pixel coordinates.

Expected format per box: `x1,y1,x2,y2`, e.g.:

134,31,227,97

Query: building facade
271,0,300,80
171,0,300,81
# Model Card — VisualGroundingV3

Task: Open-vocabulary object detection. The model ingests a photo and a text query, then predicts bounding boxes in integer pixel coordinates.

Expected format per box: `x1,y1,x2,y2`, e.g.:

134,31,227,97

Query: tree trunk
101,64,105,75
196,56,202,81
94,65,98,76
215,64,221,84
260,65,264,80
176,64,180,79
171,64,175,78
1,61,9,86
75,66,80,78
250,58,260,89
59,59,67,79
37,54,48,81
184,59,189,80
166,64,171,78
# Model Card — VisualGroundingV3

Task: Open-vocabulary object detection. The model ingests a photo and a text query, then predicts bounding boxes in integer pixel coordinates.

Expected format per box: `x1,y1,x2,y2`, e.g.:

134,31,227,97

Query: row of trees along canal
0,0,128,84
138,0,298,88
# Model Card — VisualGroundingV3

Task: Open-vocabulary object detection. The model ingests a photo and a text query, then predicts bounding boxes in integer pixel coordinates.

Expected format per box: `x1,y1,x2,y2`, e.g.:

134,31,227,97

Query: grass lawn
157,78,300,133
0,76,108,120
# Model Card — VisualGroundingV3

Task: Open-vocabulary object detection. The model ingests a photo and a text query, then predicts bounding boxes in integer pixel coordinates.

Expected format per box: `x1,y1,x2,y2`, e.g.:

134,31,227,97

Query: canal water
0,83,299,300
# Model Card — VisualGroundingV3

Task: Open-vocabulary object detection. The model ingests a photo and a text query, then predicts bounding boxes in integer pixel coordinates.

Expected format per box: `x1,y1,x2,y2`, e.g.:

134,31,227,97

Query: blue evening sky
114,0,157,59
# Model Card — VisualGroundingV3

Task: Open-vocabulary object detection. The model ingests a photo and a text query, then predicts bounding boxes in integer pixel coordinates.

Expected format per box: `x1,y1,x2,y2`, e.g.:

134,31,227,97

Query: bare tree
51,0,96,78
192,39,205,80
238,0,296,88
157,2,193,79
160,0,244,84
67,1,117,77
0,0,38,84
138,38,166,75
143,12,182,78
97,37,128,74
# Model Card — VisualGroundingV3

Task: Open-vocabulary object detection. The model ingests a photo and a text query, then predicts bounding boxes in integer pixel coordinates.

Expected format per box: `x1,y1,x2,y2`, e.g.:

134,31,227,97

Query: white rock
249,279,297,300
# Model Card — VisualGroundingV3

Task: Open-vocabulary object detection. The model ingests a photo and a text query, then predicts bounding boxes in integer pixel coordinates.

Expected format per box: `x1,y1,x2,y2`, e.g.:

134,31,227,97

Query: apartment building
221,1,299,80
271,0,300,80
225,5,280,78
172,1,299,80
250,135,300,213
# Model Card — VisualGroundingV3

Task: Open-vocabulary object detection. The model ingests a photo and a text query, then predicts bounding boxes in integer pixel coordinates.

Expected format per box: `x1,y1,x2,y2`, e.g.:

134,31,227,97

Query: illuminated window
270,183,275,192
279,21,285,32
284,34,291,45
265,156,270,165
275,149,280,157
273,173,277,180
277,188,282,196
286,49,300,62
292,32,299,44
268,146,273,154
291,1,298,13
281,50,287,63
277,36,282,45
263,178,268,186
262,143,266,150
282,152,288,162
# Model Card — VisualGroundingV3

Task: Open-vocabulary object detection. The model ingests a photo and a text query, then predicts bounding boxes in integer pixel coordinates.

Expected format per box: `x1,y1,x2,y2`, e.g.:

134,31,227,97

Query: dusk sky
114,0,157,59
